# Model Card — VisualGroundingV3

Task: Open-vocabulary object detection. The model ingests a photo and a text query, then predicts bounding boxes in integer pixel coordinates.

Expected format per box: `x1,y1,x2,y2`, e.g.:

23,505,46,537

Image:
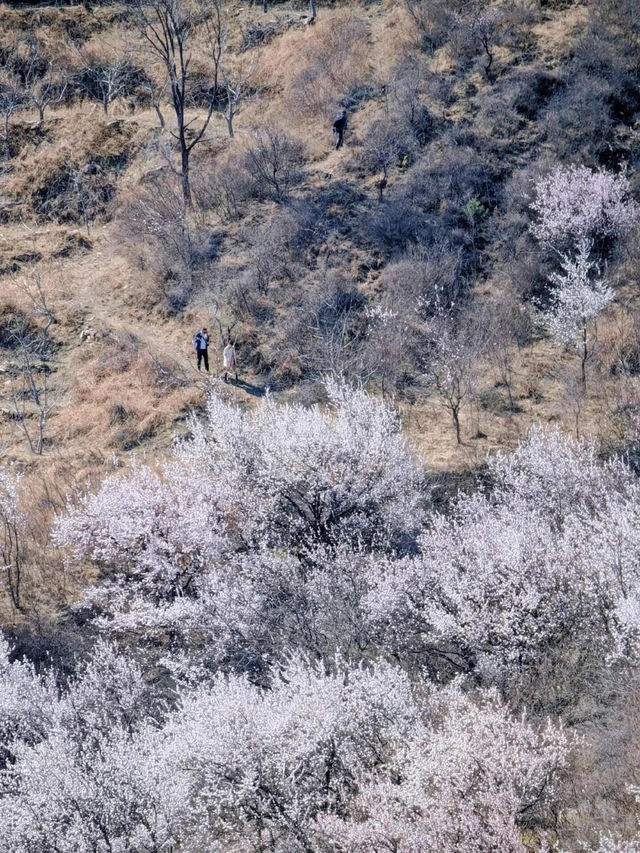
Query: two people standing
193,327,238,382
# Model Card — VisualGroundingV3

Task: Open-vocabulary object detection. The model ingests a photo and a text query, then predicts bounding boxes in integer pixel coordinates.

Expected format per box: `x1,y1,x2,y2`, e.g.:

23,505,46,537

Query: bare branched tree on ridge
128,0,224,206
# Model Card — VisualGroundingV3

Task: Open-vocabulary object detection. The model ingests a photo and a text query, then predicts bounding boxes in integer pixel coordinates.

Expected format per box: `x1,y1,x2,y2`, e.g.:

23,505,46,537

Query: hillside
2,0,639,482
2,0,640,849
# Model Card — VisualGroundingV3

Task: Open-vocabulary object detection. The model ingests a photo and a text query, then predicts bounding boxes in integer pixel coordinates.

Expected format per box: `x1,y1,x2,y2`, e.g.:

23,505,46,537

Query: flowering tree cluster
530,165,639,249
529,166,637,388
54,381,424,643
365,428,640,706
0,643,568,852
321,683,567,852
4,385,640,847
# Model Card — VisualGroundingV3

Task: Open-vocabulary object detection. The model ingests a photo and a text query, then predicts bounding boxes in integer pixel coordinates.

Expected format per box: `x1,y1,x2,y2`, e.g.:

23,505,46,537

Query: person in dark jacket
194,327,210,372
332,109,348,149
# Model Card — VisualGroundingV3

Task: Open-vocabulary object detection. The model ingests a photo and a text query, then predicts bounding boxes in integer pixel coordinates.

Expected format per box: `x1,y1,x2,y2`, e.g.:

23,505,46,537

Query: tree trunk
481,36,494,81
3,113,10,159
308,0,316,23
154,101,166,129
181,142,192,206
226,108,234,138
452,406,461,444
33,100,45,125
377,171,387,201
506,376,514,411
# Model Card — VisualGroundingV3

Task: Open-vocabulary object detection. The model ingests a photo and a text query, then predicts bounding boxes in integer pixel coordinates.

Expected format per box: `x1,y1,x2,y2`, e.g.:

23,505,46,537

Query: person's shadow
232,378,266,398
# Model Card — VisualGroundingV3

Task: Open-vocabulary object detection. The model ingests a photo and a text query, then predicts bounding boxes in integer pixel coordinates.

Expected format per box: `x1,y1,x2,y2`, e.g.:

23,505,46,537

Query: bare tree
452,2,507,82
299,279,366,379
0,67,24,160
562,373,586,441
222,57,257,138
120,172,201,311
0,476,23,612
389,58,423,129
70,165,105,237
243,126,304,202
8,284,55,456
10,360,52,452
21,36,68,125
73,49,135,115
361,118,413,200
484,292,529,414
17,273,55,349
141,71,168,128
422,307,487,444
95,58,133,115
205,0,225,109
128,0,221,205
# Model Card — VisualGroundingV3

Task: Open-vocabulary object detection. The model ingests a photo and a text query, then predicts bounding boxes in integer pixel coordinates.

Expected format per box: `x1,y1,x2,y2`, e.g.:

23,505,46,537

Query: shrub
360,118,416,200
403,0,458,52
388,57,436,145
120,174,215,312
193,150,254,221
541,72,618,162
284,13,371,120
360,198,424,257
241,200,322,294
279,273,368,380
29,158,115,227
242,126,305,203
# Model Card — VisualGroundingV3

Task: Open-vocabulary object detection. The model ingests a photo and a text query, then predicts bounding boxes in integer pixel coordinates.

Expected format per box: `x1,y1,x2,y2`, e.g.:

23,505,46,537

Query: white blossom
365,428,640,695
538,238,613,353
531,165,639,247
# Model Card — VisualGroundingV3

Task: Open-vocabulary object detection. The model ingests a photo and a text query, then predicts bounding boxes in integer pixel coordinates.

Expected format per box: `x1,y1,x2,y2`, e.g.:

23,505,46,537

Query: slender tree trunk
180,141,192,206
581,325,588,390
154,101,166,129
309,0,316,23
226,107,234,138
378,167,388,201
506,376,514,411
452,405,461,444
32,99,45,125
481,36,494,81
2,519,22,611
3,113,10,159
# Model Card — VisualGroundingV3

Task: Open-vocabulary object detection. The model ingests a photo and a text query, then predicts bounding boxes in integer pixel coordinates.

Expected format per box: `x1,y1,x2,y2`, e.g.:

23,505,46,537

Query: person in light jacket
223,340,237,383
